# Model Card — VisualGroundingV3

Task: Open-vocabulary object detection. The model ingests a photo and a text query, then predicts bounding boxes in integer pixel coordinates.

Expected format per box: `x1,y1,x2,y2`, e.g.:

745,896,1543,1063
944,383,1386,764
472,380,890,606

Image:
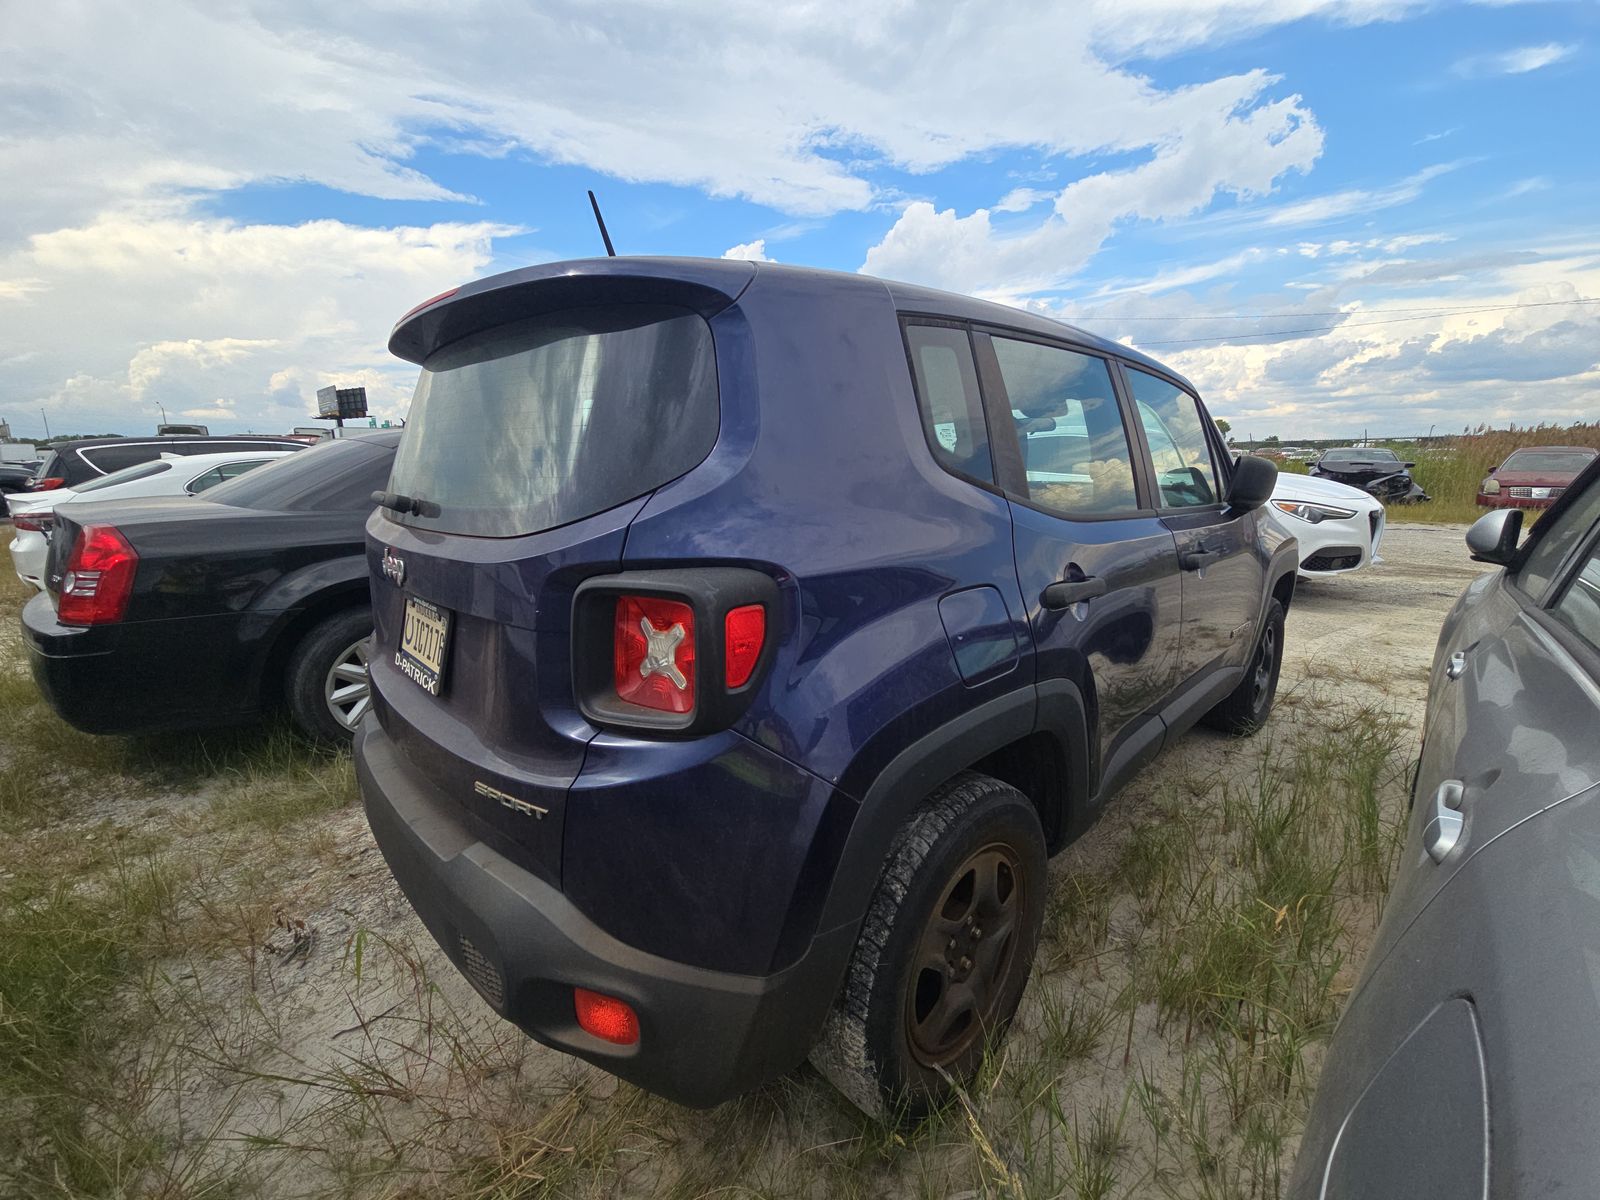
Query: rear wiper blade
371,490,441,518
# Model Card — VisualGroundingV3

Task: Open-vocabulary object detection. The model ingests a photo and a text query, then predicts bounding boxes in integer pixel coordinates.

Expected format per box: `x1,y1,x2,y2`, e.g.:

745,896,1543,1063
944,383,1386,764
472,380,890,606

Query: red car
1478,445,1598,509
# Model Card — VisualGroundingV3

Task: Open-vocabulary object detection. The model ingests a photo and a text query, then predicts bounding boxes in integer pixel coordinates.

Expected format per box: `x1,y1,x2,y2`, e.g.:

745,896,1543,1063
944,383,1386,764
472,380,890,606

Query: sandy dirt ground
124,523,1492,1196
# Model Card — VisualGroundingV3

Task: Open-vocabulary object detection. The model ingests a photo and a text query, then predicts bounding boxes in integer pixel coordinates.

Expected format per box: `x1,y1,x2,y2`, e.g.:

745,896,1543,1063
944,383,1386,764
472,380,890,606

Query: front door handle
1446,650,1468,680
1180,545,1220,572
1041,575,1108,610
1423,779,1466,863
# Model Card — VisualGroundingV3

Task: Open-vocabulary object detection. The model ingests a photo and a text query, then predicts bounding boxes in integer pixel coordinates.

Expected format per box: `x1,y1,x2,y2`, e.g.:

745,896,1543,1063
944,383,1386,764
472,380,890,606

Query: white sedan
8,449,296,590
1263,469,1386,579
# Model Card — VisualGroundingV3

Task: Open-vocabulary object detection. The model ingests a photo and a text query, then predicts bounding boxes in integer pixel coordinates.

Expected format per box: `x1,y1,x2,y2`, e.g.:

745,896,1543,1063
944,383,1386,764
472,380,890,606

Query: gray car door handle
1180,546,1221,571
1423,779,1466,863
1446,651,1468,680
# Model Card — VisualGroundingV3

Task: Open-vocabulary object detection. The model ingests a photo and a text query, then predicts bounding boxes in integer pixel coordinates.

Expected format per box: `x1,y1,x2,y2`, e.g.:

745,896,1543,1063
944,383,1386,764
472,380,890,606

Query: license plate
396,596,451,695
1531,487,1551,499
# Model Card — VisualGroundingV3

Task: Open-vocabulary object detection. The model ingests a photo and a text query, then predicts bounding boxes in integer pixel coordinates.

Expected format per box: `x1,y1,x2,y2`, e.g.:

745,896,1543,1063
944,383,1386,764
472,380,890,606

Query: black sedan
21,432,399,742
1289,453,1600,1197
1310,446,1429,503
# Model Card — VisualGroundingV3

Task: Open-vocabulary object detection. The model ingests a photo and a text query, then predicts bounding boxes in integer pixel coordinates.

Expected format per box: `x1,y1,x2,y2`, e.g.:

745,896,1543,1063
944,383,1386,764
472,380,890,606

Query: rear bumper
355,716,855,1108
21,592,261,734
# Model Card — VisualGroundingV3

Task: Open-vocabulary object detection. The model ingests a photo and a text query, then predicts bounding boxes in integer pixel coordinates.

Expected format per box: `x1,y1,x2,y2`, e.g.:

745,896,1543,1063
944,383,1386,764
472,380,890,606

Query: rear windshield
1502,449,1596,474
386,304,719,537
75,460,174,493
203,436,397,513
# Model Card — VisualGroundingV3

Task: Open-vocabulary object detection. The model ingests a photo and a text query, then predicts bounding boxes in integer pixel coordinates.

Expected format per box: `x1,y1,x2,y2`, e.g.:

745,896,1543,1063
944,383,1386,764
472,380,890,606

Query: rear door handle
1423,779,1466,863
1180,546,1220,572
1446,650,1468,680
1041,576,1108,610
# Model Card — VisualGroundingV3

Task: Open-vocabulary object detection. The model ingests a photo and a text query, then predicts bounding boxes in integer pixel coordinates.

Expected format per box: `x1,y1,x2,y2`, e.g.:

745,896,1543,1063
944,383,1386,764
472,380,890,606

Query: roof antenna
587,190,617,257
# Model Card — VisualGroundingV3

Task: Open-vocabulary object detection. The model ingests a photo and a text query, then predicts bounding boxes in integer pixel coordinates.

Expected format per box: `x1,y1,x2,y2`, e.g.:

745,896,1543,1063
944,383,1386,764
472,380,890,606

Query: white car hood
1273,471,1380,508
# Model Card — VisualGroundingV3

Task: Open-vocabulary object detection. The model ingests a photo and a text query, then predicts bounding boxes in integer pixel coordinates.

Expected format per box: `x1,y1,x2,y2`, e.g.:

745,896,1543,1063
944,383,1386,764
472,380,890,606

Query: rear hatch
368,300,721,888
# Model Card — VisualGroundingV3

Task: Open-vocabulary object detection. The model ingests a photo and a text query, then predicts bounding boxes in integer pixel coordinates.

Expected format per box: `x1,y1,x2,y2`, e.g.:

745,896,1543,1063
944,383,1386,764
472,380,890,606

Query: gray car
1289,454,1600,1198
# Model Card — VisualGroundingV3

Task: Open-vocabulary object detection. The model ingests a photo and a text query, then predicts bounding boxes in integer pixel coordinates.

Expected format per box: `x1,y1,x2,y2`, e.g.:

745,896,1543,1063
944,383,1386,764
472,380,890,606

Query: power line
1066,297,1600,322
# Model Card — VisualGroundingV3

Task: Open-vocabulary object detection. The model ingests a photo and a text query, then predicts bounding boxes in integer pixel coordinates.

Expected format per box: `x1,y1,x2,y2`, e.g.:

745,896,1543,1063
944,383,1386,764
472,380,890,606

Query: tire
810,772,1046,1121
284,606,373,743
1201,597,1284,736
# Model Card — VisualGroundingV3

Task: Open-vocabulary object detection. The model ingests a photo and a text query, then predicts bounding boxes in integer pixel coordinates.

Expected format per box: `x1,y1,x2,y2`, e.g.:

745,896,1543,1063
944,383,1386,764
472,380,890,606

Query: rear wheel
285,606,373,743
810,772,1046,1121
1202,598,1284,735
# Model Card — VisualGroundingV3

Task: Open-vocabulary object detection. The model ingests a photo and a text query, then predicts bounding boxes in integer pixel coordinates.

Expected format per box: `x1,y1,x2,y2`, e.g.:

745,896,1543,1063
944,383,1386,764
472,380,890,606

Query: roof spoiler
387,257,756,365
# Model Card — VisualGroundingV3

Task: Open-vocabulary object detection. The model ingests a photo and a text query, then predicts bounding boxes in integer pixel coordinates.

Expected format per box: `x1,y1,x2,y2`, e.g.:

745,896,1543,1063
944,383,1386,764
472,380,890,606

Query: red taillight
56,524,138,625
29,477,65,491
574,988,639,1045
11,510,53,534
614,595,696,713
724,604,766,688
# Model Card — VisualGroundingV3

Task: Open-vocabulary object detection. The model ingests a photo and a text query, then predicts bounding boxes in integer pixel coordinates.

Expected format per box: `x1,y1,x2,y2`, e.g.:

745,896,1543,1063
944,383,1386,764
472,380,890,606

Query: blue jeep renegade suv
357,256,1295,1118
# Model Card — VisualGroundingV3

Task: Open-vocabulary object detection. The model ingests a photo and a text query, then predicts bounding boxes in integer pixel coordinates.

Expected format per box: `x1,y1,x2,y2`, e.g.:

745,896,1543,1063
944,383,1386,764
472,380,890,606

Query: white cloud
4,217,511,435
723,239,773,262
1453,41,1578,77
993,188,1053,213
864,88,1323,296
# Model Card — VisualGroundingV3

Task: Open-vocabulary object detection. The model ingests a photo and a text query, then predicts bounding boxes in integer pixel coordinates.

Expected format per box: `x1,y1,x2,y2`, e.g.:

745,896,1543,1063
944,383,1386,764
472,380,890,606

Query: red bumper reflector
574,988,639,1045
724,604,766,688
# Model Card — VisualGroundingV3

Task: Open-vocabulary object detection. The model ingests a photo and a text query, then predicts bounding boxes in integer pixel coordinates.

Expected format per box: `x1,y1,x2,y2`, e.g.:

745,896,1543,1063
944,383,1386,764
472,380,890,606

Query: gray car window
1516,482,1600,602
1551,543,1600,652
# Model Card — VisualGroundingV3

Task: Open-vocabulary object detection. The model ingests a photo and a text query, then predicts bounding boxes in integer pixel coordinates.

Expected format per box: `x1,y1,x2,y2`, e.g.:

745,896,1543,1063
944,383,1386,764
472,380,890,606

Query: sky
2,0,1597,442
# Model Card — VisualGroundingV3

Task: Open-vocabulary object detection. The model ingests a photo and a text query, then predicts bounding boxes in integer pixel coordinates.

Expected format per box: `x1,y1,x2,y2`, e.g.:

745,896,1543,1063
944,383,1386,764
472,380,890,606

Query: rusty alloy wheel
904,842,1025,1067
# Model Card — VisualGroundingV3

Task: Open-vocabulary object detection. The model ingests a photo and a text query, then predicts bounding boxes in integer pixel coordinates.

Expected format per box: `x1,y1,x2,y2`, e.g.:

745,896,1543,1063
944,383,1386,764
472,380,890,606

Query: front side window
1516,477,1600,601
905,324,993,484
1551,540,1600,652
389,305,720,537
990,337,1136,515
1126,368,1219,508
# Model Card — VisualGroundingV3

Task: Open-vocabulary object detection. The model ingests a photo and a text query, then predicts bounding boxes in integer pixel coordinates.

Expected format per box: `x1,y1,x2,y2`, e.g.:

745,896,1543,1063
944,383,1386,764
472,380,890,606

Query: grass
0,554,1420,1199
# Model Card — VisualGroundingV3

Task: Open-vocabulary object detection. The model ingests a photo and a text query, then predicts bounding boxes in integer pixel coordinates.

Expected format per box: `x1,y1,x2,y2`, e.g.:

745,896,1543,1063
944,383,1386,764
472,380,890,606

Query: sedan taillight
29,477,66,491
11,510,53,534
57,525,138,625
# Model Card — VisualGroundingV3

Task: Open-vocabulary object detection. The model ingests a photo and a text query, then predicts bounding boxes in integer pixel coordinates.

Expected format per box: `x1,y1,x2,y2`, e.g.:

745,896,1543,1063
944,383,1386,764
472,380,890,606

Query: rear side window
1126,369,1220,508
989,337,1136,515
388,305,719,537
905,324,993,485
187,459,272,493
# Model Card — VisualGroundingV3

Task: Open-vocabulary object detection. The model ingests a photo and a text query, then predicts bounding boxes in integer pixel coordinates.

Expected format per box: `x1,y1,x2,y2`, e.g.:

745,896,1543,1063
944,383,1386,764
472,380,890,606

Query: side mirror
1402,461,1417,469
1466,508,1524,565
1227,454,1277,513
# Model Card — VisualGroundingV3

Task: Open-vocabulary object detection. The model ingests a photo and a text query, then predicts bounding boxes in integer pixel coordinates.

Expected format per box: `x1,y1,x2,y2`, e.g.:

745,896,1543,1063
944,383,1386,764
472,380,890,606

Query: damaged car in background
1311,446,1430,504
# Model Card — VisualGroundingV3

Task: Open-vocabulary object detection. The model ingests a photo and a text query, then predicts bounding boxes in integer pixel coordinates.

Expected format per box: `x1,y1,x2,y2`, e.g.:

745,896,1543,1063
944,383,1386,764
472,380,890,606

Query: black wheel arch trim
816,679,1091,937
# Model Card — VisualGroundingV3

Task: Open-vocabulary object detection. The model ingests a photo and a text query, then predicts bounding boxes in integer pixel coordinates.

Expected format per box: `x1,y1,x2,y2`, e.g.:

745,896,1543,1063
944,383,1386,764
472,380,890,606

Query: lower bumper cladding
355,716,854,1108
